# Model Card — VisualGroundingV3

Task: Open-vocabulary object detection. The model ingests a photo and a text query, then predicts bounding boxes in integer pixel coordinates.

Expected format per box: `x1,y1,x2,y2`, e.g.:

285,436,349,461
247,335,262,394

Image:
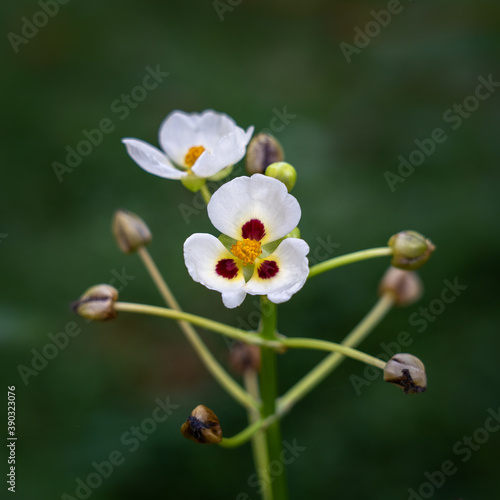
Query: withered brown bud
246,133,284,175
388,230,435,270
384,354,427,394
181,405,222,444
72,284,118,321
378,267,423,307
112,209,152,254
229,342,261,374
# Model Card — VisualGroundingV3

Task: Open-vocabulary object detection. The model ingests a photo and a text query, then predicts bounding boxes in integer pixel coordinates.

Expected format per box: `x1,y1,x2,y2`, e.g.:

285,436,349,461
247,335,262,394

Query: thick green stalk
259,297,288,500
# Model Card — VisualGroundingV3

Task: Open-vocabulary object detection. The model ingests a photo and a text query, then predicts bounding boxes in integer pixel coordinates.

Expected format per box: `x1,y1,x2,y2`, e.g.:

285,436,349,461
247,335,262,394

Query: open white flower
122,110,254,181
184,174,310,308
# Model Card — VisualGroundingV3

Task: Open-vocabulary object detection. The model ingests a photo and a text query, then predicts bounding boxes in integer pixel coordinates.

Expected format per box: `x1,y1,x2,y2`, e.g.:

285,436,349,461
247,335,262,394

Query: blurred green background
2,0,500,498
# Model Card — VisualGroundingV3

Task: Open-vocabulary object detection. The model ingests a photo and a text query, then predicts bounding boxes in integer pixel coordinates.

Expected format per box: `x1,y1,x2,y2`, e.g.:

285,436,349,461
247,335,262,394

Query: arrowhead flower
122,110,254,182
184,174,310,308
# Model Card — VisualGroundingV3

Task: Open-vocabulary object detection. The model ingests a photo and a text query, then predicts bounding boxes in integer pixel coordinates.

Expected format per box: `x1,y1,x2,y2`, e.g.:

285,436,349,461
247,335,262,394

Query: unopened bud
180,174,207,193
384,354,427,394
246,133,284,175
378,267,423,307
388,230,435,270
72,284,118,321
286,227,301,239
181,405,222,444
112,209,152,254
265,162,297,192
229,342,261,374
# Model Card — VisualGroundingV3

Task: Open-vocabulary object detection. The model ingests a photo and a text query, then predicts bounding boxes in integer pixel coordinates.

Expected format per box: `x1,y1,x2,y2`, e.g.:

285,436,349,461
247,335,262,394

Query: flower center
231,238,262,265
184,146,205,168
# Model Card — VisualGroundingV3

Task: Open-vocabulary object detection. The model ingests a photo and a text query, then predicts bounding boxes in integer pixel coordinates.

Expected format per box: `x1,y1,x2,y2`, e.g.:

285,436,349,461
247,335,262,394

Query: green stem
114,301,260,410
308,247,392,279
114,302,276,349
259,297,288,500
243,371,273,500
218,413,278,449
280,338,386,369
200,183,211,204
277,293,394,415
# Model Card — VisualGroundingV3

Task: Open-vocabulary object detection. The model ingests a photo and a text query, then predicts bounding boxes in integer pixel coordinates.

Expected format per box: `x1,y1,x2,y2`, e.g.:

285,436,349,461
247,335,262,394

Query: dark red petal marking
241,219,266,241
257,260,279,279
216,259,239,279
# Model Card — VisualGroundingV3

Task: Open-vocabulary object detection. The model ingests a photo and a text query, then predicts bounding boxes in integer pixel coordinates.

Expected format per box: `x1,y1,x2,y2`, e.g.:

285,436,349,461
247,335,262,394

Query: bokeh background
2,0,500,498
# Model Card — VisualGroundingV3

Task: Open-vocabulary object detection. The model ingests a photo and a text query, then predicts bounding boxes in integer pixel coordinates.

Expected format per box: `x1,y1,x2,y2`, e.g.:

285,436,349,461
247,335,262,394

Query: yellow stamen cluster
184,146,206,168
231,238,262,265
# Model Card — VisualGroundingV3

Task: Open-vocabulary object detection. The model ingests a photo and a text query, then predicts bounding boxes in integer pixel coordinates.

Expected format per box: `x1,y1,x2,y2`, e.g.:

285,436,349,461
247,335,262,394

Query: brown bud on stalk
384,354,427,394
378,267,423,307
112,209,152,254
388,230,435,270
229,342,261,374
181,405,223,444
72,284,118,321
246,133,284,175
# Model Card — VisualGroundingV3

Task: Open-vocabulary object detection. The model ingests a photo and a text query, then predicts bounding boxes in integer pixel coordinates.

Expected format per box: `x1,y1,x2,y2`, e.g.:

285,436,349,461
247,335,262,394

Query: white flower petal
159,110,248,170
192,127,253,178
196,110,239,150
158,111,202,166
221,290,247,309
122,138,187,179
207,174,301,243
245,238,310,303
184,233,246,298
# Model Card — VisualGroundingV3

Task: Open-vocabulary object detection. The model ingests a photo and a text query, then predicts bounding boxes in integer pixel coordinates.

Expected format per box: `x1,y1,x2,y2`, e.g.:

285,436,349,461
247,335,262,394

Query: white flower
184,174,310,308
122,110,254,181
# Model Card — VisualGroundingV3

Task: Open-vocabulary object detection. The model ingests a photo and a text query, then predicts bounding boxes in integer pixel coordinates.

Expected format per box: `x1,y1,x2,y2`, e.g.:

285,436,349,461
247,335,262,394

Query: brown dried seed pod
72,284,118,321
246,133,284,175
384,353,427,394
112,209,152,254
181,405,223,444
378,267,423,307
229,342,261,374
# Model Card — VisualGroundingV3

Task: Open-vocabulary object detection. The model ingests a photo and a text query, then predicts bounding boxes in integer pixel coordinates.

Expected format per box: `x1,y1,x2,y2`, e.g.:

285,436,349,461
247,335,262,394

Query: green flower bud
246,133,284,175
181,405,223,444
265,162,297,192
378,267,423,307
229,342,261,374
72,284,118,321
388,230,435,270
384,353,427,394
180,174,206,193
112,209,152,254
285,227,301,239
